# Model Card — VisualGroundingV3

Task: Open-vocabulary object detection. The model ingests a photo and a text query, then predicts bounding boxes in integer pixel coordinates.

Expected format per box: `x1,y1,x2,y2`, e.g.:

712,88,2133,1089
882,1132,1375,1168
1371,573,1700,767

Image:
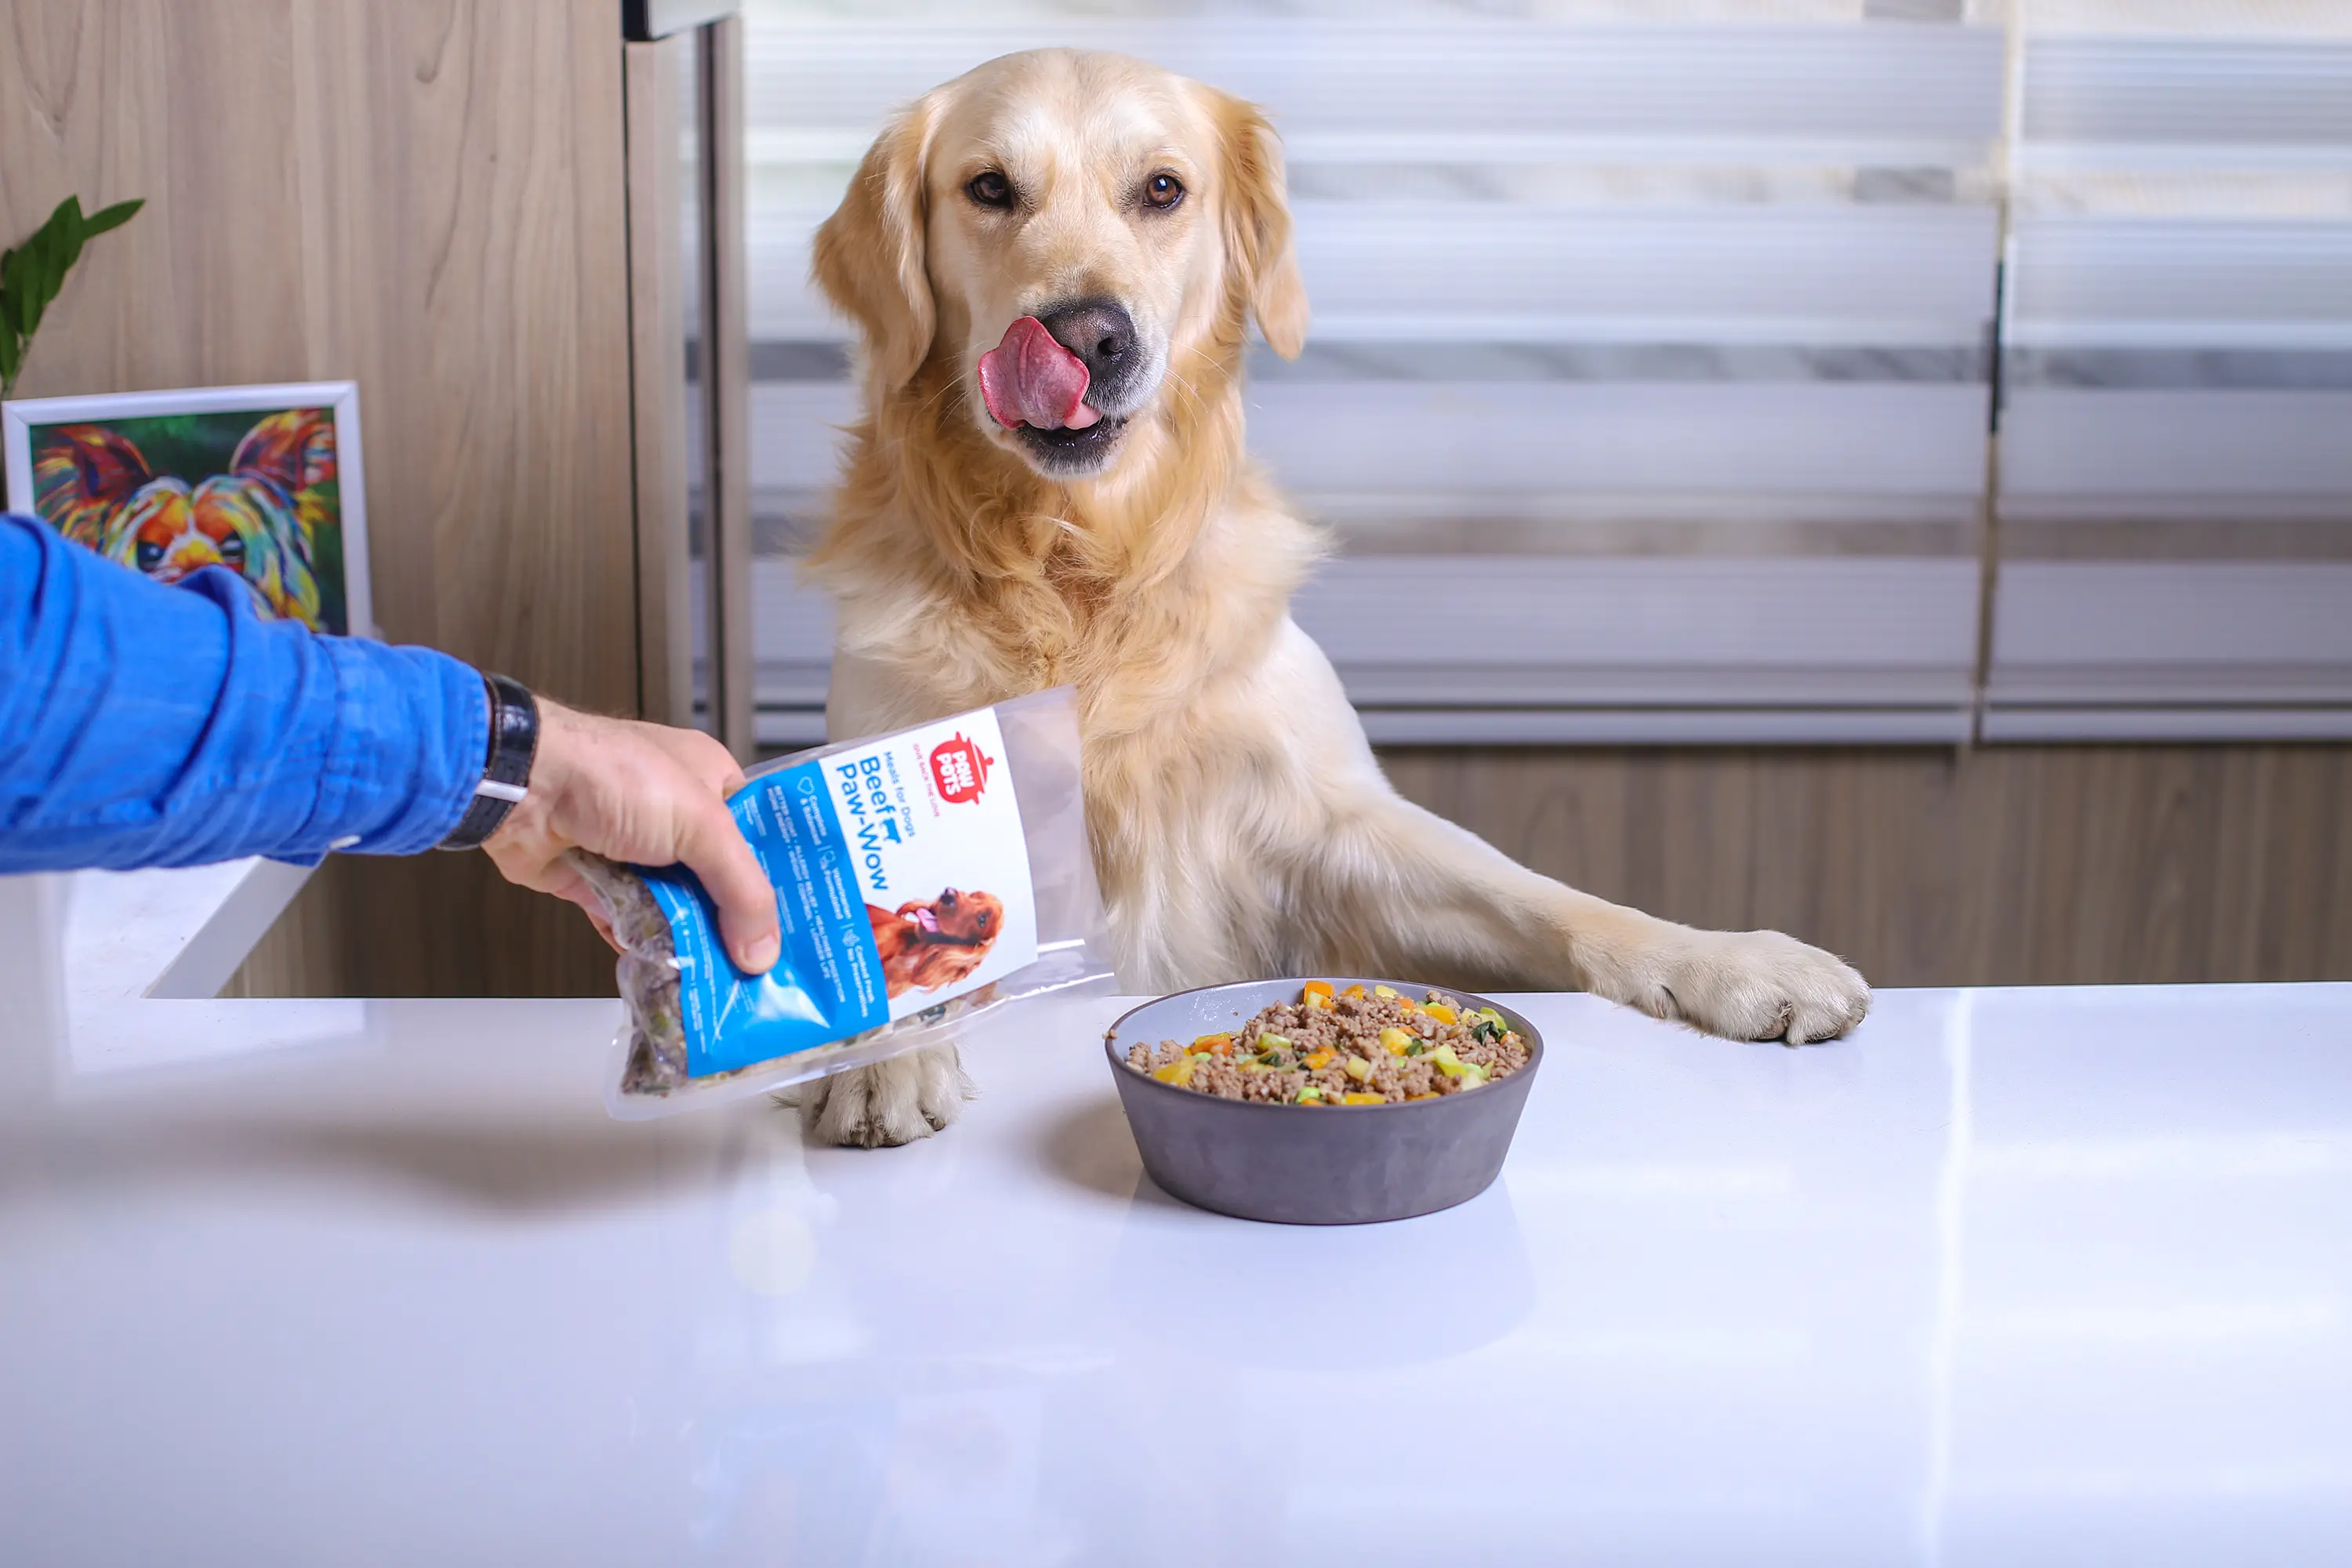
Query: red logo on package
929,732,995,804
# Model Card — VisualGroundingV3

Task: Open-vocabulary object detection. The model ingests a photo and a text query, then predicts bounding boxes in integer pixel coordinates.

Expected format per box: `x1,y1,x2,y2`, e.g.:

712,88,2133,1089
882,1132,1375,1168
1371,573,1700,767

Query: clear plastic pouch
574,687,1114,1120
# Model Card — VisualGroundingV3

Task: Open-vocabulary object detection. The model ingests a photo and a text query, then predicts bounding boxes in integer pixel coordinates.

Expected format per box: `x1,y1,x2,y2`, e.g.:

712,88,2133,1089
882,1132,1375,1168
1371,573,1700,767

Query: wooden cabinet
1,0,743,995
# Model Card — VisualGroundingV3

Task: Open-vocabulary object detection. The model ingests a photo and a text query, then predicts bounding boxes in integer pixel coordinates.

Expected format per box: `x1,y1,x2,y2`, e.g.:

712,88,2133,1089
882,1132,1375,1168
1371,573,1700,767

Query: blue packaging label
637,706,1036,1078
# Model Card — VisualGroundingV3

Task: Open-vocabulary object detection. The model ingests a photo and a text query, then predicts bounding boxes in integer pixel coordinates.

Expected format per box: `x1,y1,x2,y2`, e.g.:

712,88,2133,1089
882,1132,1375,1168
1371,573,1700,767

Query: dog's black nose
1037,299,1134,389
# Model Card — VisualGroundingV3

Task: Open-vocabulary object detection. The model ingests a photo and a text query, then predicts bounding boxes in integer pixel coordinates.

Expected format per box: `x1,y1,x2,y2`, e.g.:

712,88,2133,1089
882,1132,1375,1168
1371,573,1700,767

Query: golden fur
789,49,1870,1147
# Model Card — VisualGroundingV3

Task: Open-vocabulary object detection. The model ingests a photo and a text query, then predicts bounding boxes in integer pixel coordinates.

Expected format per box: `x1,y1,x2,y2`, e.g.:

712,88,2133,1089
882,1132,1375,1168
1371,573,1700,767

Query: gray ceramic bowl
1103,978,1543,1225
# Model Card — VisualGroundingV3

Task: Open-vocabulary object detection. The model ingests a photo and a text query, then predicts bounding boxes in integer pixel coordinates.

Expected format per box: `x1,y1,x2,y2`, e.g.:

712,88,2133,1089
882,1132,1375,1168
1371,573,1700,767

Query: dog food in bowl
1121,983,1530,1105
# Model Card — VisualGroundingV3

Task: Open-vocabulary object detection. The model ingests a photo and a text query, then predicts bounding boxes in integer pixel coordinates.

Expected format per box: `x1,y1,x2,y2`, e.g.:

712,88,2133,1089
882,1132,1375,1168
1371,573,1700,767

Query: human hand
483,699,780,973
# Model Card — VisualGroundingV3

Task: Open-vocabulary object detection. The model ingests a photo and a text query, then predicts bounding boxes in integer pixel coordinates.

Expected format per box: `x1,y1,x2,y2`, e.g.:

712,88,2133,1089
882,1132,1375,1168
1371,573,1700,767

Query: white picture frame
3,379,372,638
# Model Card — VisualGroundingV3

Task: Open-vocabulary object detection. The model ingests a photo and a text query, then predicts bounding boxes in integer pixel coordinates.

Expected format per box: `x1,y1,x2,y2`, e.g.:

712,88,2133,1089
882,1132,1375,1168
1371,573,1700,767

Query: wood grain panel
5,0,637,995
1377,744,2352,988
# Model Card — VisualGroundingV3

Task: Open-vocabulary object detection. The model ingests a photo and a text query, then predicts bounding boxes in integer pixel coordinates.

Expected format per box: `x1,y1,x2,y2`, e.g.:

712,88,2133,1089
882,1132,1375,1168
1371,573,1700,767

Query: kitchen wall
3,0,639,995
9,2,2346,997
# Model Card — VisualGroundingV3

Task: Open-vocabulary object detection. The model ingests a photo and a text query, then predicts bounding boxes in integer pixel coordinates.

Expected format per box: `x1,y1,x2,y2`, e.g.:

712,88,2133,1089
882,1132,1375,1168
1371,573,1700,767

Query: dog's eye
1143,172,1185,211
966,171,1013,209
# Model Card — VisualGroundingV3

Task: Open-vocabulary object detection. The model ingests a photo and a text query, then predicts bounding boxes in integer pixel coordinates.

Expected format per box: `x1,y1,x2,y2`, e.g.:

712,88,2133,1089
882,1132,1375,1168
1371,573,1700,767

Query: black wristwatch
437,673,539,851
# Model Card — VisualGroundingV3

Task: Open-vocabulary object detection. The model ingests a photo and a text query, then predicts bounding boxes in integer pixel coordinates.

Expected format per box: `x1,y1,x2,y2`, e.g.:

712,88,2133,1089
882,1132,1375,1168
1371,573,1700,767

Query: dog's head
898,887,1005,992
813,49,1305,482
901,886,1004,949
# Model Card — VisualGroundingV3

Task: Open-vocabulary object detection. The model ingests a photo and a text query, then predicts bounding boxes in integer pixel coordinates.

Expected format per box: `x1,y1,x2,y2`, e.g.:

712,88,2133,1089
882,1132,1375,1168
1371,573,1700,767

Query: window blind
1986,2,2352,739
736,2,2347,747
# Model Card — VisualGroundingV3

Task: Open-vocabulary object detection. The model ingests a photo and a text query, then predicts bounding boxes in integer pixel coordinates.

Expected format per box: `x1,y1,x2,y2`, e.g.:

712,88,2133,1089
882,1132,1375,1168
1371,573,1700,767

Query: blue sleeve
0,513,486,872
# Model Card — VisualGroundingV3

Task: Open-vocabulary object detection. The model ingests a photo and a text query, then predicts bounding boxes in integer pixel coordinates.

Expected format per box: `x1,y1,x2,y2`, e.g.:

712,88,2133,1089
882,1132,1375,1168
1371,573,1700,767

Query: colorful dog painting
24,405,347,633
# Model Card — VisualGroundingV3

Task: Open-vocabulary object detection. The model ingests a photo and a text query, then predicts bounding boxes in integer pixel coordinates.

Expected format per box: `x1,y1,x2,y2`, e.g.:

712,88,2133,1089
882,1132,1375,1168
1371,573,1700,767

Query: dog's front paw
1646,929,1871,1045
783,1043,975,1147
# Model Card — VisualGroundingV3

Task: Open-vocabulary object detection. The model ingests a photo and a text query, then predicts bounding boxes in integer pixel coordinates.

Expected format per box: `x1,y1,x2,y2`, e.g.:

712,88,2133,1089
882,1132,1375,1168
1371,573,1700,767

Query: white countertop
2,982,2348,1565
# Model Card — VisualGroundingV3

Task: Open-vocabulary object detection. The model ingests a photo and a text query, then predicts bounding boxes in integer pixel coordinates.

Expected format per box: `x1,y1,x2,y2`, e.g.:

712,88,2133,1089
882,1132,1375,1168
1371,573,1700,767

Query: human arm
0,514,778,970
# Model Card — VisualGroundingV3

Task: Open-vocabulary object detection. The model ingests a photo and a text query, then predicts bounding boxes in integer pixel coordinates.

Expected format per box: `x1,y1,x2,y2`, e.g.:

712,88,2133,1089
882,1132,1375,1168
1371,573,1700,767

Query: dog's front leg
1295,788,1871,1045
780,1043,975,1148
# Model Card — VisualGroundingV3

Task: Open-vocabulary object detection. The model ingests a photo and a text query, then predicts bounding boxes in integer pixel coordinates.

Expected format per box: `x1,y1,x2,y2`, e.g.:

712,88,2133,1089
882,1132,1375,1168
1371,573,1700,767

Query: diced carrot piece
1341,1091,1387,1105
1422,1003,1458,1024
1301,981,1335,1005
1305,1050,1334,1070
1192,1033,1234,1055
1343,984,1370,1000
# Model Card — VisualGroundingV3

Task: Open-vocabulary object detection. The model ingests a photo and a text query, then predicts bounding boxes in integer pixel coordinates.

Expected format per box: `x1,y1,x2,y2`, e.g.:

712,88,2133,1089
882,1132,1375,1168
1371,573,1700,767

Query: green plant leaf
2,245,34,339
82,198,143,237
58,196,87,267
0,192,142,397
23,235,60,338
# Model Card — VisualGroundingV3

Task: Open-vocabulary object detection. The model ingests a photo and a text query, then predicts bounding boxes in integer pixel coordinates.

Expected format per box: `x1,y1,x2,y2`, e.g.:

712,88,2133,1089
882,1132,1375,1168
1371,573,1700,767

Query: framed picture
2,381,372,637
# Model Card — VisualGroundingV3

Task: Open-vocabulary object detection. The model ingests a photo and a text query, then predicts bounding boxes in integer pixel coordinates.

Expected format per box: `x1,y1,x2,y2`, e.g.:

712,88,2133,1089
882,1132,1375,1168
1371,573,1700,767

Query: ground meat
1123,985,1530,1106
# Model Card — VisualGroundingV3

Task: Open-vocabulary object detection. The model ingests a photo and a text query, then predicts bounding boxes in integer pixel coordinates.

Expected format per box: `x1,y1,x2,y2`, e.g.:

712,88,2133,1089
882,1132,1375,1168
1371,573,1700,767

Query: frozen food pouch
574,687,1114,1118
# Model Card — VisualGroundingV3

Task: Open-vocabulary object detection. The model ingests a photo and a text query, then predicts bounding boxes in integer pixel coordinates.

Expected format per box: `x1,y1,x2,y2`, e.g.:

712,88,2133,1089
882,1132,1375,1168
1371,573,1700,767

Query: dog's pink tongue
978,316,1100,430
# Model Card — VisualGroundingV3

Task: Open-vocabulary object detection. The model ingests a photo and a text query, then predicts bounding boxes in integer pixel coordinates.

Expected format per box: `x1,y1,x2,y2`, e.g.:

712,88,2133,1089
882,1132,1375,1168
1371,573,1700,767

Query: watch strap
437,673,540,851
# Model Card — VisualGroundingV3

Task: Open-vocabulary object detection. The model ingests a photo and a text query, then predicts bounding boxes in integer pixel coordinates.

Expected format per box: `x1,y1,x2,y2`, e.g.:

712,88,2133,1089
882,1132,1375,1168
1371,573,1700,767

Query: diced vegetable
1377,1026,1414,1055
1305,1050,1334,1070
1345,1055,1374,1083
1406,1043,1427,1056
1373,985,1399,1000
1422,1003,1457,1024
1297,1082,1325,1102
1257,1032,1292,1051
1343,984,1370,1000
1301,981,1335,1007
1193,1033,1236,1055
1152,1058,1196,1087
1341,1091,1387,1105
1429,1044,1460,1067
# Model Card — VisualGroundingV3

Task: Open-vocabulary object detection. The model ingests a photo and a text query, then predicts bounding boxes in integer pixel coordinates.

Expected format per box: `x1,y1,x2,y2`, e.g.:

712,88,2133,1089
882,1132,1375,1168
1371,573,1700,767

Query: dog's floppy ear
1210,90,1307,361
812,94,939,390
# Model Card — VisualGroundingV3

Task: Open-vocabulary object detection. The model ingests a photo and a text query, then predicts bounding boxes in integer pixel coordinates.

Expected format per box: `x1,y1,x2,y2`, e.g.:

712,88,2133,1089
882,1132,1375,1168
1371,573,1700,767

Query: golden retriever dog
788,49,1870,1147
868,887,1005,999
